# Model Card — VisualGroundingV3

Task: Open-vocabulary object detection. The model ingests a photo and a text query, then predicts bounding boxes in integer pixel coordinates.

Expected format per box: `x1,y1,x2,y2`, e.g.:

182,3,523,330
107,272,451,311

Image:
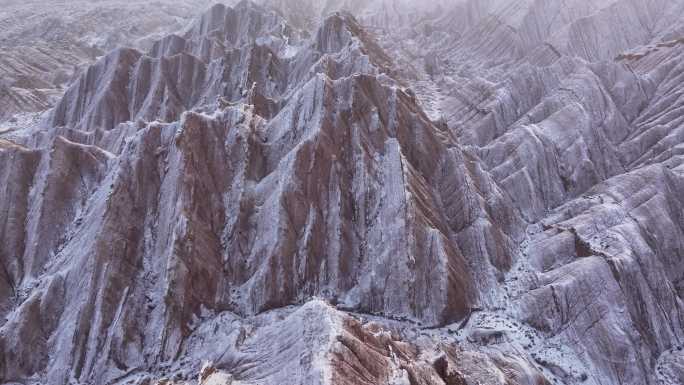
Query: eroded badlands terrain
1,1,684,384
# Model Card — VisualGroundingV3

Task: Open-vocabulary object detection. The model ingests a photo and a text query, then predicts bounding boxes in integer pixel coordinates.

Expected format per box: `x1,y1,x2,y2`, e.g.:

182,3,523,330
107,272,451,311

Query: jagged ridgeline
1,0,684,385
1,2,521,384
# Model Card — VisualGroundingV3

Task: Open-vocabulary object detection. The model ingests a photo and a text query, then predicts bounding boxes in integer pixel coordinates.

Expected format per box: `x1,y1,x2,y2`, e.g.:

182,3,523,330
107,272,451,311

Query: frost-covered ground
0,0,222,124
2,1,684,385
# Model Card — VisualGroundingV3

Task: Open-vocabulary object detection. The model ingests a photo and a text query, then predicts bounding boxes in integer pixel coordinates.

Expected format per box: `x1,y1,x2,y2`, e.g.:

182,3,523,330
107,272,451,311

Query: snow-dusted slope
1,1,684,385
0,0,219,124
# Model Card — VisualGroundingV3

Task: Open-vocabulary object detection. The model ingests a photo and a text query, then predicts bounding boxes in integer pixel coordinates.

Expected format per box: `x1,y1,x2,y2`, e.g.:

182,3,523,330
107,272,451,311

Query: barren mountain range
1,1,684,384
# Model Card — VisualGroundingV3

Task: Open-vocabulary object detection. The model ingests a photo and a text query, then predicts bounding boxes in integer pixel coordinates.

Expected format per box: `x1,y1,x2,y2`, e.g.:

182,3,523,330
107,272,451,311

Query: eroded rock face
111,301,549,385
1,1,684,385
0,0,222,125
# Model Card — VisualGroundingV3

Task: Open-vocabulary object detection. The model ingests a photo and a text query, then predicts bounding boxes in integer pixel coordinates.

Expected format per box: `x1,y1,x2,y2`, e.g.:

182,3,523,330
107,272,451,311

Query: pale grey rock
0,0,217,124
2,1,684,385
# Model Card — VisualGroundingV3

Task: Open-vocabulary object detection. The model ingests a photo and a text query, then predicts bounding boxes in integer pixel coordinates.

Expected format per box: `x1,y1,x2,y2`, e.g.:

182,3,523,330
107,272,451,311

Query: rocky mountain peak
2,1,684,384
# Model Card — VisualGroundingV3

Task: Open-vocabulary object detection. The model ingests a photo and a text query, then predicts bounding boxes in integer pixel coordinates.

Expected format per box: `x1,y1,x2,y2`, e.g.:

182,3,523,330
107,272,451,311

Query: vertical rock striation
1,1,684,384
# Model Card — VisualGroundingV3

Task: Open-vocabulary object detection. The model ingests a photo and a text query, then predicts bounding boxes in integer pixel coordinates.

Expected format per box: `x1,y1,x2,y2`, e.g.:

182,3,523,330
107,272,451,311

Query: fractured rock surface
1,1,684,384
0,0,219,124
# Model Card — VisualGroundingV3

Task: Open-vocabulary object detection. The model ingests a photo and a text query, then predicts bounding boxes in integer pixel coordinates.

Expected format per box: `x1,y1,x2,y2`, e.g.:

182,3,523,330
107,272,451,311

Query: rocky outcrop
48,3,395,133
0,0,217,124
2,3,525,383
2,1,684,385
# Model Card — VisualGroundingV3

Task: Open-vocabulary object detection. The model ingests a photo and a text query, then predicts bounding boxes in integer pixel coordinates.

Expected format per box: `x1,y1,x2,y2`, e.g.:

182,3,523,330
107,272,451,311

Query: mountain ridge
1,1,684,384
